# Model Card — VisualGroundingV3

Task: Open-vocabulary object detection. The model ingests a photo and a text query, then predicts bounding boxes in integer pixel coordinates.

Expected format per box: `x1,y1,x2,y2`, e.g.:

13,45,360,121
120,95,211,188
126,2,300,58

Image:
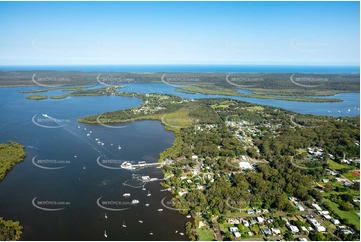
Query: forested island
0,141,26,240
1,71,359,102
79,90,360,241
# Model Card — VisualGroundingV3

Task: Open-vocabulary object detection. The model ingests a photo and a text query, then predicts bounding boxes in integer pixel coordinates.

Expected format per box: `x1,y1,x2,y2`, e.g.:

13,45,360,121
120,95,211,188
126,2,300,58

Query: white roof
312,204,322,211
239,161,253,169
289,225,299,232
331,219,340,225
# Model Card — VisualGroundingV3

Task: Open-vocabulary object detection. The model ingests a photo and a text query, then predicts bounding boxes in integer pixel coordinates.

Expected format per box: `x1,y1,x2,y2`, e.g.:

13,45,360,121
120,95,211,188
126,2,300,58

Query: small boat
118,145,121,150
111,143,113,146
74,155,77,158
175,230,178,233
122,221,127,228
139,220,143,223
131,199,139,204
104,230,107,238
149,232,153,235
83,166,86,170
105,213,107,219
157,209,163,212
84,128,86,130
338,110,340,112
145,203,149,206
78,125,80,128
348,108,351,112
142,187,146,191
123,193,131,197
90,131,92,133
147,191,151,197
87,134,90,136
179,232,184,236
121,162,135,170
95,138,99,141
97,141,101,144
101,142,104,146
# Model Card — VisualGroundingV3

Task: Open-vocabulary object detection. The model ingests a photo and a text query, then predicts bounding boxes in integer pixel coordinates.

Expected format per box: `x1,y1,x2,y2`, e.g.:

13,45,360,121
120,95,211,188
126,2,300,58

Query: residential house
271,228,281,235
331,219,340,225
312,204,322,211
242,220,249,227
287,225,300,233
229,227,238,233
256,217,264,223
261,228,272,236
308,219,326,232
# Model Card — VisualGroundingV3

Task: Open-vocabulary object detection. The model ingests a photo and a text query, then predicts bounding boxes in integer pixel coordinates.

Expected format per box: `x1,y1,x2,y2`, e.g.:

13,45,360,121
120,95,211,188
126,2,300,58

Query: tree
340,202,354,211
309,231,326,241
324,184,333,192
283,231,294,241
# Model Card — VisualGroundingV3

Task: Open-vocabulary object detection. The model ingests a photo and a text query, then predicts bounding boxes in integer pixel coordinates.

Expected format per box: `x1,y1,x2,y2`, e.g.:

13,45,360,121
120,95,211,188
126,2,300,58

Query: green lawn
328,160,353,171
343,172,360,180
197,226,214,241
248,106,264,111
296,149,307,155
161,109,194,128
219,223,233,233
322,198,360,229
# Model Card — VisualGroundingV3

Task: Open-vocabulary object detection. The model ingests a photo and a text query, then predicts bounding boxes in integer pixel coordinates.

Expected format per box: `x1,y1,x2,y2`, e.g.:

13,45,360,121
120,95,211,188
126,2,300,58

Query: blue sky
0,1,359,66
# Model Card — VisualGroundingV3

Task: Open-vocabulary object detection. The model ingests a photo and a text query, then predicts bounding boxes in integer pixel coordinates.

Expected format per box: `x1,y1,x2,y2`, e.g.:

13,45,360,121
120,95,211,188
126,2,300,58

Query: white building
331,219,341,225
229,227,238,233
312,204,322,211
271,228,281,235
287,225,299,233
256,217,264,223
308,219,326,232
239,161,253,170
242,220,249,227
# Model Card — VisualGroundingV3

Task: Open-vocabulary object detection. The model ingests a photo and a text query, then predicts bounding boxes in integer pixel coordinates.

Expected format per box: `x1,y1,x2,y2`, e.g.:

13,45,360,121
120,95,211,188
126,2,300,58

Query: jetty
121,161,166,170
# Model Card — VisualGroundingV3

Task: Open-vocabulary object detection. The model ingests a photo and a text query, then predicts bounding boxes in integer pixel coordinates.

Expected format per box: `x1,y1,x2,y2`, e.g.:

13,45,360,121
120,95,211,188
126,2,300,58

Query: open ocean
0,65,359,73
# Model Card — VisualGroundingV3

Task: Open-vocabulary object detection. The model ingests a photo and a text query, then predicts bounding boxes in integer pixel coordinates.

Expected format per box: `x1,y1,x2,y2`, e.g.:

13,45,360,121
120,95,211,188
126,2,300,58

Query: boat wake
44,114,117,158
122,174,146,189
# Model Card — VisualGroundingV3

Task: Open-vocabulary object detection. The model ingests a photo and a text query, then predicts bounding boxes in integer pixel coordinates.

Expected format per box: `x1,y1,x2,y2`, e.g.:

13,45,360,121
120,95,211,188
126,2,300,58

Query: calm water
0,87,189,241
